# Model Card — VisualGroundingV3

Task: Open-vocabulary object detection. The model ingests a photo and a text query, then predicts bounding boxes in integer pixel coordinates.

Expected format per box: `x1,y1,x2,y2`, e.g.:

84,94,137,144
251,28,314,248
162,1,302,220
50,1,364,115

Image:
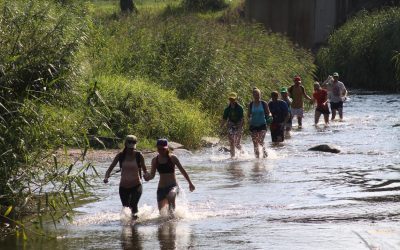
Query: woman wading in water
248,88,272,158
103,135,148,221
145,139,195,216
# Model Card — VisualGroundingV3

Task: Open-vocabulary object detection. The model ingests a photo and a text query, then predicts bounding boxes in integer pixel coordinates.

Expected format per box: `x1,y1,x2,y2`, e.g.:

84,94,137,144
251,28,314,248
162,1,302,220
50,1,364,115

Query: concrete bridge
245,0,398,50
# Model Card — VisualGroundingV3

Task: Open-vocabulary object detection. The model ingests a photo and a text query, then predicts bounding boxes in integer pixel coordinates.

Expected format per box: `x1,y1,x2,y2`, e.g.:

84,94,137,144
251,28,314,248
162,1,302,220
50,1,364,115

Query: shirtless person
288,76,312,129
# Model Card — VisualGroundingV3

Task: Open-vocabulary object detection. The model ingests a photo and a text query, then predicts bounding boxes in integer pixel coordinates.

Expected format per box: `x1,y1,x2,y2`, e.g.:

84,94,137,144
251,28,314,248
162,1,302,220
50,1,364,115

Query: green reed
316,7,400,91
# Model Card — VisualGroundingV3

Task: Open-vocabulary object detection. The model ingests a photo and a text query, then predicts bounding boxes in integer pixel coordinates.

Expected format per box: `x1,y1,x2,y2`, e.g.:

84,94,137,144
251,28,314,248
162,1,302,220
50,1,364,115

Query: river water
3,93,400,249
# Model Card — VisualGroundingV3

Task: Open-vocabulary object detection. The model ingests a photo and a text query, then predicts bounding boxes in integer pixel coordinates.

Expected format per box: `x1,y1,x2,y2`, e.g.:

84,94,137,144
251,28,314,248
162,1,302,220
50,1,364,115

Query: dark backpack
118,151,144,179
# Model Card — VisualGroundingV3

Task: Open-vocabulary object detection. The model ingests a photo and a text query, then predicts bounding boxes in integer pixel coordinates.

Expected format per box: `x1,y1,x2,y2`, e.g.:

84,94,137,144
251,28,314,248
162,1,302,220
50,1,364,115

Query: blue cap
156,138,168,148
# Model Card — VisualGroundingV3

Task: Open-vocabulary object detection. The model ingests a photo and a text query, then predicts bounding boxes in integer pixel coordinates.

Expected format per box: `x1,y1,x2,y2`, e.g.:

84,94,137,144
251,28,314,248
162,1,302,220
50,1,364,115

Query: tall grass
316,8,400,91
0,0,94,237
87,10,316,117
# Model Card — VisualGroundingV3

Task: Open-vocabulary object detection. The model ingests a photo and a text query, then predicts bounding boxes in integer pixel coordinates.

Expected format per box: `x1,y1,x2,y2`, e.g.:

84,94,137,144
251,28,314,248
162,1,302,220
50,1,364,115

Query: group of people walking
103,72,347,221
221,73,347,158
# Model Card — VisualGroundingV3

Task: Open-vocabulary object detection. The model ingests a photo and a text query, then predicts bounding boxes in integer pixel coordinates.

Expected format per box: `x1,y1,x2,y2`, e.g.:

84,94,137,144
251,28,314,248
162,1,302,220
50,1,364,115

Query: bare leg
235,133,243,152
323,114,329,125
298,116,303,128
331,109,337,120
228,133,235,157
251,132,260,158
338,108,343,120
314,110,321,125
167,188,178,215
158,199,169,213
259,130,268,157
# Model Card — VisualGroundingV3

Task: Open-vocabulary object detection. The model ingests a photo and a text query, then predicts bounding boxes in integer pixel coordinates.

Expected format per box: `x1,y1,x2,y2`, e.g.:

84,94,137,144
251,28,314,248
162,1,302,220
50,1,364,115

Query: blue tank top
250,102,266,126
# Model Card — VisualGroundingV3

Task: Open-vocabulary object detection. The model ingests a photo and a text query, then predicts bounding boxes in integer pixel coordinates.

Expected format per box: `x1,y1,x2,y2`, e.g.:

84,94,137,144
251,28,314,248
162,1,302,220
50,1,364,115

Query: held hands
143,172,151,181
189,183,195,192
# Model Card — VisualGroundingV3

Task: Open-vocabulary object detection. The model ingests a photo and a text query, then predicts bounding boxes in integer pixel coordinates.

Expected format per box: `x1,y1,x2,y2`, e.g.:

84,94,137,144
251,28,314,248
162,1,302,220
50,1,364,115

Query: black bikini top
156,155,175,174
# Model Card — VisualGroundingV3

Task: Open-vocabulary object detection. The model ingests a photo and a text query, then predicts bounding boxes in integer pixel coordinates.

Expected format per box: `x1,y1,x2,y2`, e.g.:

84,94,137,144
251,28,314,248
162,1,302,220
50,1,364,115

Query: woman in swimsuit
103,135,148,220
145,139,195,215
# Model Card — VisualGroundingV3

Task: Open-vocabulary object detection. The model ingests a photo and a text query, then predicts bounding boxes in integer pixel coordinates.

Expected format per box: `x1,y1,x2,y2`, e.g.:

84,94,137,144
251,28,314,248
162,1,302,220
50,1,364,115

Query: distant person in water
288,76,312,129
145,139,195,215
221,92,244,158
104,135,148,220
312,82,330,126
327,72,348,121
280,87,293,138
248,87,272,158
268,91,289,143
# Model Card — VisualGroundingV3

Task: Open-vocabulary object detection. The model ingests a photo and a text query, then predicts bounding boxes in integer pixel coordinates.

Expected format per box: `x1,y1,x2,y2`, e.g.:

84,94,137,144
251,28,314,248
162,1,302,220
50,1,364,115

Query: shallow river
4,93,400,250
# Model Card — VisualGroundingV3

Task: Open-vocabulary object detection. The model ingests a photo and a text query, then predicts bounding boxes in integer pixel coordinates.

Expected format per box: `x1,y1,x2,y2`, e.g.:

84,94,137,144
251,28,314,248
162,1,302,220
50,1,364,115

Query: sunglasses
126,140,136,144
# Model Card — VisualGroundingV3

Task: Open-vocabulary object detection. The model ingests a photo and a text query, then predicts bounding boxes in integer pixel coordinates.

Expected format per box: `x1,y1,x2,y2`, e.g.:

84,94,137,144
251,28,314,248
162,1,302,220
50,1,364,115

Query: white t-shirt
326,81,346,103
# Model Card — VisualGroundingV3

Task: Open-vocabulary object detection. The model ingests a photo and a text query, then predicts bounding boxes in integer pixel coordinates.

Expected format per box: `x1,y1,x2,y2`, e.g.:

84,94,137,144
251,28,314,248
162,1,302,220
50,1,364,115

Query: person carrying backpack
221,92,244,158
103,135,149,221
248,87,272,158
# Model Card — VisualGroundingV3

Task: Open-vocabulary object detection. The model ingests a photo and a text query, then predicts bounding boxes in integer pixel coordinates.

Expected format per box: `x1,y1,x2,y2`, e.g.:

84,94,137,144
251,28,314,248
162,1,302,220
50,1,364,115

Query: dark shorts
330,101,343,110
249,124,267,132
119,184,142,214
157,184,178,202
316,107,330,115
270,123,284,142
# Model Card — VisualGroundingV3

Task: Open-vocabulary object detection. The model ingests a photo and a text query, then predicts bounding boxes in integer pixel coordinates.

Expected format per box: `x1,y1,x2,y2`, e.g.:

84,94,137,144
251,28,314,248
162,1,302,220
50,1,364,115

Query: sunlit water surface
3,93,400,249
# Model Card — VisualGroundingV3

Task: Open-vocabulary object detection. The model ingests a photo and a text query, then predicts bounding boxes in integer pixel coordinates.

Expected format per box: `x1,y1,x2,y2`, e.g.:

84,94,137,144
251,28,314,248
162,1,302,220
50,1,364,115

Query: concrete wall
245,0,399,49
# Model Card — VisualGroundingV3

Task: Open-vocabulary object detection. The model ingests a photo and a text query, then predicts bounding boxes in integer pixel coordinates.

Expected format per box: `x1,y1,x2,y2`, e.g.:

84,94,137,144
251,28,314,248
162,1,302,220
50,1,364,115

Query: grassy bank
0,0,316,236
316,7,400,91
87,0,316,118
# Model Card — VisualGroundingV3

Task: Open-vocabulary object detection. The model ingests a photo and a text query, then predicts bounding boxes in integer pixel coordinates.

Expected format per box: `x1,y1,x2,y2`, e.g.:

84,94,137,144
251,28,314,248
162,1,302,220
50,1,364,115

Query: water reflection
121,225,143,250
226,161,245,183
157,221,193,250
250,161,271,183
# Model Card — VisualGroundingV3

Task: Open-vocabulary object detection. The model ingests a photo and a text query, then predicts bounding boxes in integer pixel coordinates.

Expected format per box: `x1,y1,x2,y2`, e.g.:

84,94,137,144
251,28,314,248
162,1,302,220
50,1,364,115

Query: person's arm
146,157,157,181
323,91,328,105
341,83,348,98
238,105,244,128
172,155,195,192
247,103,252,119
221,107,228,127
282,102,290,127
263,101,272,117
139,153,149,180
104,154,120,183
302,86,312,101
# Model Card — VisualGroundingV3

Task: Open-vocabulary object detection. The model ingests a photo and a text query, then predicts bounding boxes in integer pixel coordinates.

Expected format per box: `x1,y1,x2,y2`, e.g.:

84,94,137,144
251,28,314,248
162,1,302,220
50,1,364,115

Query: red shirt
313,89,328,108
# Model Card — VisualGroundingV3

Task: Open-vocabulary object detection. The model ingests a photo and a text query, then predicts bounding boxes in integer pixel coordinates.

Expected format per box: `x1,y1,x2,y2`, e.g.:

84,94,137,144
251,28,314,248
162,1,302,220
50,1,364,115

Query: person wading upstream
103,135,148,221
145,139,195,216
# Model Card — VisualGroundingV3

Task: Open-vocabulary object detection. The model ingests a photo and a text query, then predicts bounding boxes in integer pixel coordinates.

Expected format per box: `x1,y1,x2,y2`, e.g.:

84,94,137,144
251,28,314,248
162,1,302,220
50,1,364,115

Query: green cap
280,87,288,93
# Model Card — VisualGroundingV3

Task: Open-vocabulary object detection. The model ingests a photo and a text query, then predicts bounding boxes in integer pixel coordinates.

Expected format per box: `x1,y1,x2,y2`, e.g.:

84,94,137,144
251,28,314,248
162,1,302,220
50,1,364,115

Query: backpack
118,151,144,179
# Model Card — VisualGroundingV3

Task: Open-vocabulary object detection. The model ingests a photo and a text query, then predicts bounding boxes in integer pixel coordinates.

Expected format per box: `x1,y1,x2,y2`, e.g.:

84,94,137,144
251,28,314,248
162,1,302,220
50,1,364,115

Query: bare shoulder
170,154,180,163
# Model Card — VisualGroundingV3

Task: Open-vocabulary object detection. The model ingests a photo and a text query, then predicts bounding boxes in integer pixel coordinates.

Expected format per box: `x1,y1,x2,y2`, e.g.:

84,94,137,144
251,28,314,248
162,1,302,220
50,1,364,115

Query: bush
316,8,400,91
86,76,213,148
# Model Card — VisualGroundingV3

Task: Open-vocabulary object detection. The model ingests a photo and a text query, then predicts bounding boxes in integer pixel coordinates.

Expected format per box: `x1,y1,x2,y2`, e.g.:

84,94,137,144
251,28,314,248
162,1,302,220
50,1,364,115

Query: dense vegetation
317,7,400,91
0,0,315,237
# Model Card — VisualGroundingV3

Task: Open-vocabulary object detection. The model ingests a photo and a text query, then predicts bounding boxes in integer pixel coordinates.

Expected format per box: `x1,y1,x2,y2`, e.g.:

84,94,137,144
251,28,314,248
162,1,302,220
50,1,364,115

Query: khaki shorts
291,108,304,118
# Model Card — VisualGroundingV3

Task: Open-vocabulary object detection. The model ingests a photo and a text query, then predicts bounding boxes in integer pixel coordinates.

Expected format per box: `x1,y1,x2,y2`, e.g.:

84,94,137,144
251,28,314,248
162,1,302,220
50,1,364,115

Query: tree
120,0,137,13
